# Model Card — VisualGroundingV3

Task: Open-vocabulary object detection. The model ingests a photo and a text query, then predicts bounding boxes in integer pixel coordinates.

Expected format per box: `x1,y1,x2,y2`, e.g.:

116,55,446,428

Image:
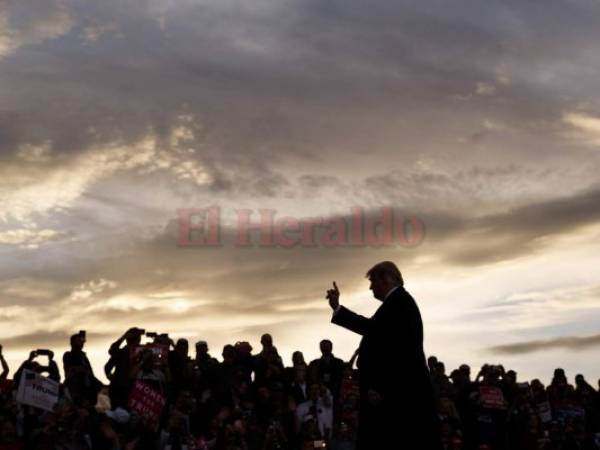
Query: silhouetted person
63,332,101,406
292,350,306,367
254,333,283,387
295,383,334,440
428,355,438,374
193,340,219,389
260,333,274,353
285,350,307,384
169,338,192,396
105,327,143,408
194,340,218,370
326,261,440,449
288,364,309,406
133,347,167,395
308,339,344,398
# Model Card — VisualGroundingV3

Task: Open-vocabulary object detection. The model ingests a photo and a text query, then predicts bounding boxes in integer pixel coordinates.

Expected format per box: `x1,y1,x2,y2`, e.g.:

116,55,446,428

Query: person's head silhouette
366,261,404,301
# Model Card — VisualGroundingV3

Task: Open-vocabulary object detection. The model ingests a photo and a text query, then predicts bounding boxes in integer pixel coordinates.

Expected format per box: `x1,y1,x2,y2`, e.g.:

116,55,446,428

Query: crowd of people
0,331,599,449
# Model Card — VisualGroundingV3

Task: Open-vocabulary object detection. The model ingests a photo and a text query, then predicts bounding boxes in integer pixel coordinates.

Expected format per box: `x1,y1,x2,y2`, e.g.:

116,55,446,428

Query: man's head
176,339,189,357
70,333,85,351
434,361,446,377
553,368,567,384
366,261,403,301
222,344,236,363
506,370,517,384
319,339,333,357
125,328,143,347
427,355,438,371
260,333,273,349
195,340,208,355
292,351,305,366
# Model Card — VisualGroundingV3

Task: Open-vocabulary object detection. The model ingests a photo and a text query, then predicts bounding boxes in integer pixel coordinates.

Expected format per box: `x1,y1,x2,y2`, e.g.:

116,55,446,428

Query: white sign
16,369,59,412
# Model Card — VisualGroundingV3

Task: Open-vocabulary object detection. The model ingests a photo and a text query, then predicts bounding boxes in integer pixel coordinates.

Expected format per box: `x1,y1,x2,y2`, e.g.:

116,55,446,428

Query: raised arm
326,281,371,335
109,330,129,356
331,306,371,335
0,345,8,380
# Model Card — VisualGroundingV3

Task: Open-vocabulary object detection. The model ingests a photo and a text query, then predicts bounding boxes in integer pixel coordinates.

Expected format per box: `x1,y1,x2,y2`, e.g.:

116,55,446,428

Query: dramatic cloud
563,112,600,146
0,228,66,249
489,334,600,355
0,0,72,59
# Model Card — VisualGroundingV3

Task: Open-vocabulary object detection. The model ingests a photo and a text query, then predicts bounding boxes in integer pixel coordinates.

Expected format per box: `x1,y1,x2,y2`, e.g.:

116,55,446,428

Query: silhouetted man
63,332,101,406
326,261,440,449
169,338,192,397
105,327,143,408
254,333,283,387
308,339,344,398
288,364,309,406
193,340,219,386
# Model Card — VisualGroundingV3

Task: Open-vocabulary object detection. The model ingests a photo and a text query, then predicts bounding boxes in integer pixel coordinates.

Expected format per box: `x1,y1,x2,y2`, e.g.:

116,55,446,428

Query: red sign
128,381,166,430
479,386,506,410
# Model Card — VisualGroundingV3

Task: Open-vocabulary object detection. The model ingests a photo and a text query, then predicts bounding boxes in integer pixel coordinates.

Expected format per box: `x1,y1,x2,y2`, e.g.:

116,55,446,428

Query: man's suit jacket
308,355,345,396
288,382,308,406
331,286,439,448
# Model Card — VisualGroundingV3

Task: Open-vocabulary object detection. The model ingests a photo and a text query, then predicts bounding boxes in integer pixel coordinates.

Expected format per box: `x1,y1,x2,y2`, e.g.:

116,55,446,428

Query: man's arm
104,356,116,380
326,281,371,335
331,306,371,335
0,345,8,380
109,330,130,356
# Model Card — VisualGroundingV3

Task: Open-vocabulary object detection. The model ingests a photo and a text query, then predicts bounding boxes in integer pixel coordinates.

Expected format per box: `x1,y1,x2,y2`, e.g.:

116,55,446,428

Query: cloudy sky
2,0,600,384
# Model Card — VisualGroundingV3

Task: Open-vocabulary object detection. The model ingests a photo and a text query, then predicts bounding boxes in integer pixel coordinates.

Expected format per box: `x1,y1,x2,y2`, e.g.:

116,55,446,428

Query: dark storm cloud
436,186,600,265
489,333,600,355
2,0,600,180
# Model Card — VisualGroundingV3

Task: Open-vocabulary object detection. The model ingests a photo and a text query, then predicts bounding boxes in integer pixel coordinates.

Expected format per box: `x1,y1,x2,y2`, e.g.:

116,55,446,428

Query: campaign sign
16,369,59,412
479,386,506,410
128,380,166,430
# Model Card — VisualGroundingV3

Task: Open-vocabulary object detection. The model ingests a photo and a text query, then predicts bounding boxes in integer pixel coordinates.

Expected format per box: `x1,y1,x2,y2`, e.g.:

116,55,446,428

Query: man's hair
366,261,404,286
70,334,80,346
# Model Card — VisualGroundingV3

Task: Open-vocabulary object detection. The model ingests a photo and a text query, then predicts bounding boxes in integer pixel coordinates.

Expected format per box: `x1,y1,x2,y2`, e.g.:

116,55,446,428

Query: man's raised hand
326,281,340,310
